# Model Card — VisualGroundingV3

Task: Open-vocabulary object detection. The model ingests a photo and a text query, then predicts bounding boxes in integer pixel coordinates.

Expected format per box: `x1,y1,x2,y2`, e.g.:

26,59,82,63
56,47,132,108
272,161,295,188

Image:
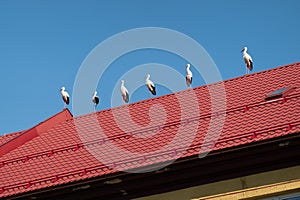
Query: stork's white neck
146,75,150,81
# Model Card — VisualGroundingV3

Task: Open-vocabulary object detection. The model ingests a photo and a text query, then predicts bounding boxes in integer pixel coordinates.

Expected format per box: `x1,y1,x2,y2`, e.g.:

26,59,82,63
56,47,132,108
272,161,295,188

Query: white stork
60,86,70,108
186,63,193,88
120,80,129,103
145,74,156,95
92,91,99,109
241,47,253,74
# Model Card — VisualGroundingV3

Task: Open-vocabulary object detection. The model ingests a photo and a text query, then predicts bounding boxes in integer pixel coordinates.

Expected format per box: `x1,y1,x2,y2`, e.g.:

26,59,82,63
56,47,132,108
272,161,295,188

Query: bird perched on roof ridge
120,80,129,103
60,86,70,108
92,91,99,109
241,47,253,74
145,74,156,95
186,63,193,88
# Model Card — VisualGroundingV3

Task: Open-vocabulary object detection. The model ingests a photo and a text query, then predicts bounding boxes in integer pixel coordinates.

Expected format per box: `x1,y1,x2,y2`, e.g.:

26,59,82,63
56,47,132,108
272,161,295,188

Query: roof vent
265,87,295,101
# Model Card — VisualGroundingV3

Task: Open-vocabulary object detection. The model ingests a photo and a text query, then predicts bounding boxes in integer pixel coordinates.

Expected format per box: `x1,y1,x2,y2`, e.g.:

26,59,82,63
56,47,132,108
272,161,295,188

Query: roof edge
75,61,300,119
0,109,73,157
224,61,300,82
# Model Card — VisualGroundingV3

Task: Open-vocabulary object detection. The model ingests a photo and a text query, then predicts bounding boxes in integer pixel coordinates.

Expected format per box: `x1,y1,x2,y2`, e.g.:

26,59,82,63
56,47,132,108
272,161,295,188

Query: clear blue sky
0,0,299,135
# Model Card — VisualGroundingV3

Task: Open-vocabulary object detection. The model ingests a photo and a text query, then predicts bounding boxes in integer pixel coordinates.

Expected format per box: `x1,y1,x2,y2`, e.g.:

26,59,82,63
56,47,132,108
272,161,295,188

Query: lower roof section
6,132,300,200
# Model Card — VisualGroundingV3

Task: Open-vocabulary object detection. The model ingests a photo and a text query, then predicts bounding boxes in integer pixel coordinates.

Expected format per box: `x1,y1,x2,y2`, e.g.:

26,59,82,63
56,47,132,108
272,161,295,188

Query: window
265,87,295,100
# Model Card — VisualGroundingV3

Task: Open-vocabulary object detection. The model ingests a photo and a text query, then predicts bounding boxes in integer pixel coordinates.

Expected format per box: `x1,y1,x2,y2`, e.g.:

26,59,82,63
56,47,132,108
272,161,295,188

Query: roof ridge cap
0,131,24,139
222,61,300,83
74,62,300,119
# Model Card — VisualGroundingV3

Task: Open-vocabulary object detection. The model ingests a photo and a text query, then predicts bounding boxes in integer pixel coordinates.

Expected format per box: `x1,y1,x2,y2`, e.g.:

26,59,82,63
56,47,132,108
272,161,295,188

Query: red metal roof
0,62,299,198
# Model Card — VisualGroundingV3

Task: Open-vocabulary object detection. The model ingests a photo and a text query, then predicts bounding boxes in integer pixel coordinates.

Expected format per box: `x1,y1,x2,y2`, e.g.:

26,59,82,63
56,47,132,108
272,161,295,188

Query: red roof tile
0,62,299,197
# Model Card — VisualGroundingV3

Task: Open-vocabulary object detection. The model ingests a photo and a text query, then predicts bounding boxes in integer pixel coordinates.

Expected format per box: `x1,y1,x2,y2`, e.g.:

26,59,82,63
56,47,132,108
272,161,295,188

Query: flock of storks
60,47,253,108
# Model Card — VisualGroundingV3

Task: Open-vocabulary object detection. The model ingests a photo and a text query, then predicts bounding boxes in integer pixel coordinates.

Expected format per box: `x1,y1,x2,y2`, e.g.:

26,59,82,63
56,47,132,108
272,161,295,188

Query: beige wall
134,165,300,200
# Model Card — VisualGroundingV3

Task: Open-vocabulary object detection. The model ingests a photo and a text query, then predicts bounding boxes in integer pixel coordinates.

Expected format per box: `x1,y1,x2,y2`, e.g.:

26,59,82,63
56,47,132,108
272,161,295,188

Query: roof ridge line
0,109,73,157
0,131,23,139
219,61,300,83
73,61,300,120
